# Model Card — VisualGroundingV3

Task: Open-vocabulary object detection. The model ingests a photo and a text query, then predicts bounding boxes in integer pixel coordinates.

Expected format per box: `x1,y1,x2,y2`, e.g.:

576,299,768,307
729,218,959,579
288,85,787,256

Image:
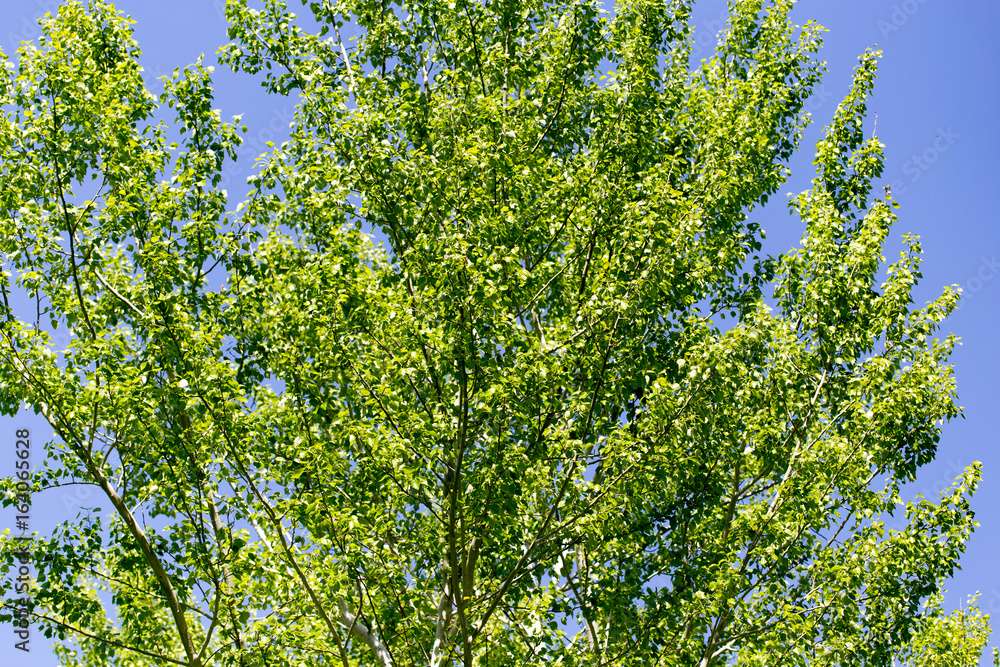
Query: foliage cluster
0,0,992,665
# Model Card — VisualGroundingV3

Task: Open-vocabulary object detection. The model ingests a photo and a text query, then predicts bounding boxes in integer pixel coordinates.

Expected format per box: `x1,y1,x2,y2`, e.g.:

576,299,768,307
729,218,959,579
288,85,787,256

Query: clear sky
0,1,997,664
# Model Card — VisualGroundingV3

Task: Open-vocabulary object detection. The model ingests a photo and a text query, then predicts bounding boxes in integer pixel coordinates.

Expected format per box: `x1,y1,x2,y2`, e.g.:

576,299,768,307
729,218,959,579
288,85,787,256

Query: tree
0,0,992,665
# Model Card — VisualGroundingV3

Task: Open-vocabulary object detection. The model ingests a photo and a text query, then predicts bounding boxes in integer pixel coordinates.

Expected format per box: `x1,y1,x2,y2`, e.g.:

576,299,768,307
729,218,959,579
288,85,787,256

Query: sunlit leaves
0,0,989,666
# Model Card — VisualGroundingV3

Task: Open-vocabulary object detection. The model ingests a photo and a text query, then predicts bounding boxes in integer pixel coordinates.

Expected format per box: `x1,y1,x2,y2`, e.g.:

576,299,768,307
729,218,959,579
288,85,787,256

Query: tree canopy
0,0,993,665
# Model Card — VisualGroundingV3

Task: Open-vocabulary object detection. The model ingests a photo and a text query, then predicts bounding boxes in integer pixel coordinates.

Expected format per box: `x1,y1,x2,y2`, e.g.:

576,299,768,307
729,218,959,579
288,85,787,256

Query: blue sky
0,0,997,664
